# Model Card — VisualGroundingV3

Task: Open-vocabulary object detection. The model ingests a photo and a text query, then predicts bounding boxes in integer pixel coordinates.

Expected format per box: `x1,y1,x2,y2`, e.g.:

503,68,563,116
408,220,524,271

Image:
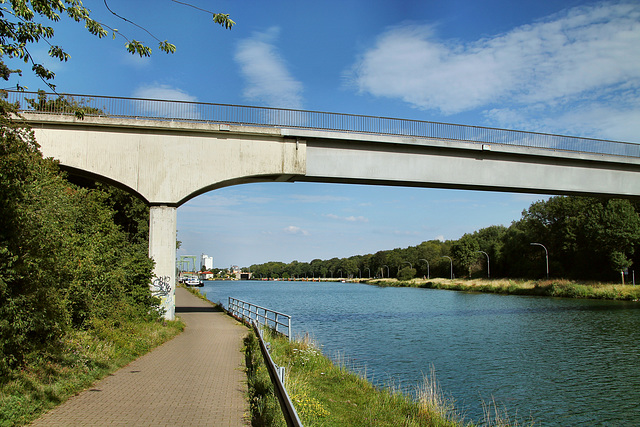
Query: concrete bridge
10,91,640,319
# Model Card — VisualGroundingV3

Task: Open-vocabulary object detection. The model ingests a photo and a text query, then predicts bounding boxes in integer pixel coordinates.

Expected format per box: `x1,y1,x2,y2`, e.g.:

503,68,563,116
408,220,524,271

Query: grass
365,278,640,301
245,328,536,426
0,317,184,426
245,328,474,426
182,284,210,302
243,331,287,426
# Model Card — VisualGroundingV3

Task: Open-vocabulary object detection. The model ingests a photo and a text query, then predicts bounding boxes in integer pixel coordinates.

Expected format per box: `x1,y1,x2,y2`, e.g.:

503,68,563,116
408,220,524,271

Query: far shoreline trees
250,196,640,282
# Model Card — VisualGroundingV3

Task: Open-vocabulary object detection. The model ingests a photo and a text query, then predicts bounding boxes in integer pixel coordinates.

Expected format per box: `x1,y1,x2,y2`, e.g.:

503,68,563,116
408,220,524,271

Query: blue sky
7,0,640,268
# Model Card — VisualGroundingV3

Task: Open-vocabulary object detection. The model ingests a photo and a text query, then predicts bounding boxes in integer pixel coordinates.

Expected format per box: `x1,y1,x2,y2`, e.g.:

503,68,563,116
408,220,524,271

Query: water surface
201,280,640,425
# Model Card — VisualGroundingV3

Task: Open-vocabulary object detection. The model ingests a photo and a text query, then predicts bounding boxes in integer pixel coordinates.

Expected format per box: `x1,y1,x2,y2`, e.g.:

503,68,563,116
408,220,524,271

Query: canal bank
245,326,472,426
363,277,640,301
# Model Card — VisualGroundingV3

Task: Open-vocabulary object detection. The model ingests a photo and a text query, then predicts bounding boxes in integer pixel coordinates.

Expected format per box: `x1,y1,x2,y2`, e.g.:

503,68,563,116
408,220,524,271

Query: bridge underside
293,130,640,200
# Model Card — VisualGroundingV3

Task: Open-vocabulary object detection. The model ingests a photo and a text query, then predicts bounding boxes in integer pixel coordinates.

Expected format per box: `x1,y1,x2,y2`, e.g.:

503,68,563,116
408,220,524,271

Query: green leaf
212,13,235,29
125,40,152,57
158,40,176,54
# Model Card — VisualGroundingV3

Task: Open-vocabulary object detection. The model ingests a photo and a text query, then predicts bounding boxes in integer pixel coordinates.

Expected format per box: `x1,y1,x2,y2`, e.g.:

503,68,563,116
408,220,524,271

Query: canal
200,280,640,425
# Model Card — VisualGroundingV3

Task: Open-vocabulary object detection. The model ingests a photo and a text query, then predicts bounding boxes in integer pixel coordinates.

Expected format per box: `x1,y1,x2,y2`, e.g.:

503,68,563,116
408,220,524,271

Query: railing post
229,297,291,340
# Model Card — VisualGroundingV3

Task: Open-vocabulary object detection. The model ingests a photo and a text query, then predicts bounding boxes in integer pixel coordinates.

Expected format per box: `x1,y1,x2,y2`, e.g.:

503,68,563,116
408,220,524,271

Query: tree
0,0,234,90
0,88,167,373
510,196,640,280
472,225,507,276
451,234,479,278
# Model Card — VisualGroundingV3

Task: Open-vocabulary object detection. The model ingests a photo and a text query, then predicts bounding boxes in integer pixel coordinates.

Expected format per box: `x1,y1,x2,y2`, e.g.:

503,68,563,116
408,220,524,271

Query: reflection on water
201,281,640,426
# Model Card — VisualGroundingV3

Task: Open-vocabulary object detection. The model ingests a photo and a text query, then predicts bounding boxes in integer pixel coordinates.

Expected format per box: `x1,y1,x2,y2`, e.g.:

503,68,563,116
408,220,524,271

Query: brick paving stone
31,287,250,426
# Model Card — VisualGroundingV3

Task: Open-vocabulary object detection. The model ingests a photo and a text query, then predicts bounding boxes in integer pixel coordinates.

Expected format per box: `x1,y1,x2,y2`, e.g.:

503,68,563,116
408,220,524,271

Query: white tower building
201,254,214,270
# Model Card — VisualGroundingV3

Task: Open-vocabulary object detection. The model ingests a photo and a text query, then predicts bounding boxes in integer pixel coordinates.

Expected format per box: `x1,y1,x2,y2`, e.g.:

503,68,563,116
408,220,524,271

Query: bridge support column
149,205,177,320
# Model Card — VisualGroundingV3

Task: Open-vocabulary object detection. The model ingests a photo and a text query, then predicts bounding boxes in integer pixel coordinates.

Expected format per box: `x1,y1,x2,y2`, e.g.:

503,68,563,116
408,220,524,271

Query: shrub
398,266,417,281
0,97,157,374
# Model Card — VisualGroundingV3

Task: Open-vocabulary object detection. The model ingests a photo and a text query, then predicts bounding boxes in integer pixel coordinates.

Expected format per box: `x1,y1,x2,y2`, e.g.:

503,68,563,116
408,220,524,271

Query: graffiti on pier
151,275,172,297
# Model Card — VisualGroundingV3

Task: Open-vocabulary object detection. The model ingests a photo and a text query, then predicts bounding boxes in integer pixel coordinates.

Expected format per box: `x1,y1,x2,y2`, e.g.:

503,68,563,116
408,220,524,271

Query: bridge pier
148,205,177,320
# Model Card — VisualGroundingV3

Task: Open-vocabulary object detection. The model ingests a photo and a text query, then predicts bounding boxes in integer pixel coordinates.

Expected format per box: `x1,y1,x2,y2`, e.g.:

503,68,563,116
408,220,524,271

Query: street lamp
398,261,412,275
442,256,453,280
419,259,430,279
476,251,490,278
382,265,389,278
530,243,549,279
365,267,371,278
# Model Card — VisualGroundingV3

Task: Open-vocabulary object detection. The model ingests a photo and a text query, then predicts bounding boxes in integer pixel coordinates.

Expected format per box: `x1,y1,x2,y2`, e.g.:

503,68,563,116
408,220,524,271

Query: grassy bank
364,278,640,301
0,318,184,426
245,328,480,426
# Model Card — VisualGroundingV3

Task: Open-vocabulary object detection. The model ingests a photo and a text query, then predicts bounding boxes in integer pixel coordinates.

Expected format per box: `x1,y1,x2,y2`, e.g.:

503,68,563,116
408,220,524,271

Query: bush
0,97,157,375
398,267,417,281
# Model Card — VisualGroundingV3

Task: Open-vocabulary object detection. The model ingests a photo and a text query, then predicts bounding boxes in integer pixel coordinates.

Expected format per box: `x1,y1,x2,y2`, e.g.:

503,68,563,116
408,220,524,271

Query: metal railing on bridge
6,90,640,158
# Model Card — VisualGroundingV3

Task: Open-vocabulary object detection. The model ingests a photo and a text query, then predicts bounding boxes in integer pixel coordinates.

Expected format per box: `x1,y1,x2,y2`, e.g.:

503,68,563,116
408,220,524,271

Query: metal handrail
228,297,292,340
252,321,302,427
5,90,640,158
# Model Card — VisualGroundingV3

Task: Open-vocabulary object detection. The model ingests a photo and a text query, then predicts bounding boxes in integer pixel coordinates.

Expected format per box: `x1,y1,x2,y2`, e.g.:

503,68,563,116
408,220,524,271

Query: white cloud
324,213,369,223
130,84,200,120
487,103,640,142
132,84,198,101
348,2,640,139
234,27,303,109
283,225,309,236
392,229,421,237
290,194,350,203
181,193,274,211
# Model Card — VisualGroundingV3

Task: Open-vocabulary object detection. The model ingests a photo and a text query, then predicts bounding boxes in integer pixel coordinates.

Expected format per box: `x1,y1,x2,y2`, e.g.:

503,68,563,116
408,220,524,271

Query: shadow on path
176,305,224,313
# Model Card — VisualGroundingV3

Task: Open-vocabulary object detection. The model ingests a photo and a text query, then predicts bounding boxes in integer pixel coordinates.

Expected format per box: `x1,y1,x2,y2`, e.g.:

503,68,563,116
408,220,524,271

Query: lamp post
382,265,389,278
442,256,453,279
365,267,371,278
476,251,490,278
419,259,430,279
398,261,412,275
530,243,549,279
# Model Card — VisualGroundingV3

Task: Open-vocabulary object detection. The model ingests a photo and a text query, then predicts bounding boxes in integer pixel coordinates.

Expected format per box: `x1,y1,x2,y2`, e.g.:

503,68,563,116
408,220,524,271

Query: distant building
200,271,215,280
201,254,214,270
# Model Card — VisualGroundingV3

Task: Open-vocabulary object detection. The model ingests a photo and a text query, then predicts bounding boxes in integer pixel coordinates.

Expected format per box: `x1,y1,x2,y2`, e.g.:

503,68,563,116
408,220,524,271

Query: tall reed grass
368,278,640,301
245,327,531,426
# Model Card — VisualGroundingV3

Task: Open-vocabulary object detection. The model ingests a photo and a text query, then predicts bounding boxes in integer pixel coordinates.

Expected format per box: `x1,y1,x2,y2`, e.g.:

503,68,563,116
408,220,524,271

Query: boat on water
184,277,204,287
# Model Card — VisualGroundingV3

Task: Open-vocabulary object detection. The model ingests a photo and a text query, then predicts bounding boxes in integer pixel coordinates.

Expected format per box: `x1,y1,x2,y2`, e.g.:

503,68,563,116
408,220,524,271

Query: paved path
32,287,250,426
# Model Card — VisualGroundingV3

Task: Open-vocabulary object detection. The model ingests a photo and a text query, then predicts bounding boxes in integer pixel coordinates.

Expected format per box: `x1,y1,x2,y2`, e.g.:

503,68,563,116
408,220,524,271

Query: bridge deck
31,287,249,426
